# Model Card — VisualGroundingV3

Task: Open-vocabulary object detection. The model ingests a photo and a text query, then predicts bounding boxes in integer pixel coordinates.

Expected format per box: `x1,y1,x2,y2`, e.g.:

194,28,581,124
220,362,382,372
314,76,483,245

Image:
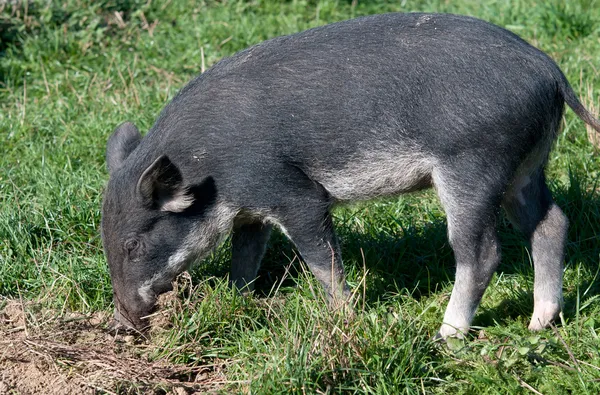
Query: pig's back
152,13,565,202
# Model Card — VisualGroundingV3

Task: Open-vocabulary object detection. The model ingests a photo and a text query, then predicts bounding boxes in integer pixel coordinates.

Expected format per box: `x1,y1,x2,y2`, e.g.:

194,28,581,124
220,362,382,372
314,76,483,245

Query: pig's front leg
283,213,350,306
269,180,350,308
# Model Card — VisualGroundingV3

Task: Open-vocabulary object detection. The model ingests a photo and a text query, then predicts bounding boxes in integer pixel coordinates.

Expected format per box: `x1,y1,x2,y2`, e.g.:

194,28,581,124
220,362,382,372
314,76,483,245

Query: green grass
1,0,600,393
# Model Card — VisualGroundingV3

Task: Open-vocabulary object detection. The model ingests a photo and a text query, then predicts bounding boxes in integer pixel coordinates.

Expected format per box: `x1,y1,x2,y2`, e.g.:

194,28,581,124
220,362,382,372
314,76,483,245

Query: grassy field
1,0,600,393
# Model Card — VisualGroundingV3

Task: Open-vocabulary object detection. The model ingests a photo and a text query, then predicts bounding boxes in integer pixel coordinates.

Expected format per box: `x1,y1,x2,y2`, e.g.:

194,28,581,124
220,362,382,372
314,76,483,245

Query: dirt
0,299,225,394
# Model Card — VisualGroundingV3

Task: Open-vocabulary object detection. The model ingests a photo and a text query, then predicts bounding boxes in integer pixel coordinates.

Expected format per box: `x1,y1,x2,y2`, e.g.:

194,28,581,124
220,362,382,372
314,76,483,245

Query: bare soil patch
0,299,225,394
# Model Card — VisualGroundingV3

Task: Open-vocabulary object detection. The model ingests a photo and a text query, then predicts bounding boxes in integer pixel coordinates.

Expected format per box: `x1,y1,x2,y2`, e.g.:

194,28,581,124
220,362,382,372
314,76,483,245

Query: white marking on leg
439,276,476,339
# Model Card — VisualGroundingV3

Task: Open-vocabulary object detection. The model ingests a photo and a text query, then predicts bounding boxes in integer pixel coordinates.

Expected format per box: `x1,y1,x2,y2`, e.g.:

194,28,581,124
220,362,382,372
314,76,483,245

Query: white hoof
528,300,561,331
437,323,468,339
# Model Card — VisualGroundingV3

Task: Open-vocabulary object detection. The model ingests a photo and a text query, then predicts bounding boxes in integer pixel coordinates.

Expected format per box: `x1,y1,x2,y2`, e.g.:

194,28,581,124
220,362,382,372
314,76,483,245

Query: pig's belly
306,149,434,202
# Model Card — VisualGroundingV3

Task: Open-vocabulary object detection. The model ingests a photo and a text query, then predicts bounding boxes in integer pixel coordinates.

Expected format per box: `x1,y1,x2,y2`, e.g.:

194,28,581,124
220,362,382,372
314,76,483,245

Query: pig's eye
124,239,140,252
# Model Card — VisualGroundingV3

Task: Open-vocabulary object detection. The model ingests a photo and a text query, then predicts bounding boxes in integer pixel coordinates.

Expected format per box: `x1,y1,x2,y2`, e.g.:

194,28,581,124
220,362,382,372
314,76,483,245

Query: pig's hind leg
433,164,505,339
502,168,567,331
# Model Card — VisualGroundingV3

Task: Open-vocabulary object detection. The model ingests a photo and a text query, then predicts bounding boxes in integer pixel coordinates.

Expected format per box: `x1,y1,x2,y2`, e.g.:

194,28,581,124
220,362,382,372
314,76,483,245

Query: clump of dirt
0,299,225,394
1,299,26,329
150,272,195,331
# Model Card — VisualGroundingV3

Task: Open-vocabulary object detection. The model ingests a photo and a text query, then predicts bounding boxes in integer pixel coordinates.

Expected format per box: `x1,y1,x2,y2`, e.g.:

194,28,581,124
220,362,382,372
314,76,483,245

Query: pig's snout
111,299,154,332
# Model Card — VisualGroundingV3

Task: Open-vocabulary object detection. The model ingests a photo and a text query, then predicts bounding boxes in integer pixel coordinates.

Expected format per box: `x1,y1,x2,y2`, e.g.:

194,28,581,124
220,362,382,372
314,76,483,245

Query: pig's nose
111,307,138,330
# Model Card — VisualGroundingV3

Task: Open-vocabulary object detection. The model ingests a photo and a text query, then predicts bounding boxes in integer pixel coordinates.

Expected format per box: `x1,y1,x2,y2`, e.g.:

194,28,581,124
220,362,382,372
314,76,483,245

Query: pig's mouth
109,279,175,332
110,296,157,332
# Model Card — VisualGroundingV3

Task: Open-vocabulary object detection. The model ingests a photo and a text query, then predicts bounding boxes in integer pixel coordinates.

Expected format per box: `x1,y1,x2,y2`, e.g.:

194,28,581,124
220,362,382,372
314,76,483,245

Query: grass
1,0,599,393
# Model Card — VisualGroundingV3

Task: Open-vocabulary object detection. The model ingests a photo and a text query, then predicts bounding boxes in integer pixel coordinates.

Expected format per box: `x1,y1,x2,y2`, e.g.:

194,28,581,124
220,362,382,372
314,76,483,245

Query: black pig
101,13,600,338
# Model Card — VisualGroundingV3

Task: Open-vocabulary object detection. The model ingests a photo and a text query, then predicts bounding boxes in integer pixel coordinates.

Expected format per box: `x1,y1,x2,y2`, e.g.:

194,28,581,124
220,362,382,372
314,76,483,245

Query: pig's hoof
436,323,467,340
433,330,467,351
327,289,354,316
108,318,123,330
331,299,355,319
107,318,143,335
528,301,561,331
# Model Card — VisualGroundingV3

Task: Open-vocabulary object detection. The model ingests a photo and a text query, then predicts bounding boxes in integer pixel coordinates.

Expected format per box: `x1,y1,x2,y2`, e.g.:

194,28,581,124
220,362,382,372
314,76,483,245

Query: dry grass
581,74,600,151
0,299,226,394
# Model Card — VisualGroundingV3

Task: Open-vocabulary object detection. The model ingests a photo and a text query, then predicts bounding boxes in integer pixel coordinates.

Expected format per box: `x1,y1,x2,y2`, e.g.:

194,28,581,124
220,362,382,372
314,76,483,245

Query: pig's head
101,122,225,331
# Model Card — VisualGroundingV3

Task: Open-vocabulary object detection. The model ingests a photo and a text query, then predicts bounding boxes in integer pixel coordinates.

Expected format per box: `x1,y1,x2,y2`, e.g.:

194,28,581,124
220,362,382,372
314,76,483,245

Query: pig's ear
137,155,194,212
106,122,142,174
